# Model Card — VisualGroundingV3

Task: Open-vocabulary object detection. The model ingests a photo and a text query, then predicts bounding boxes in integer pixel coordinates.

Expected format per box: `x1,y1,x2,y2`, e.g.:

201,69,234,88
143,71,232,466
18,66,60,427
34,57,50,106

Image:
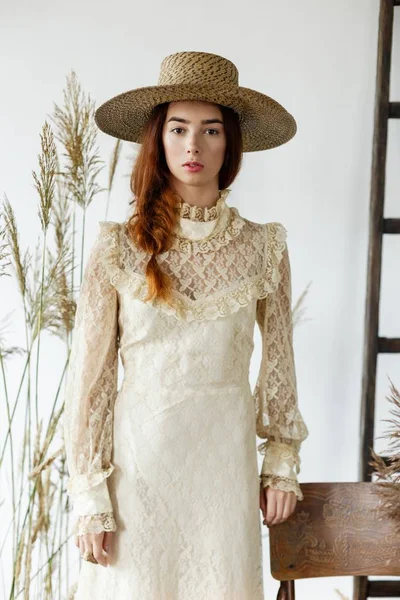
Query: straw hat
94,51,297,153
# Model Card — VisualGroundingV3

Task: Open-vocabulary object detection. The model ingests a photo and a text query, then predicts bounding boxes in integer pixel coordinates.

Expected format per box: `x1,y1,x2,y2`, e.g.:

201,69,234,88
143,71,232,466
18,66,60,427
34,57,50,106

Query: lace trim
170,205,245,255
264,222,287,268
98,220,287,322
260,475,304,501
174,188,230,222
73,512,117,536
257,440,301,462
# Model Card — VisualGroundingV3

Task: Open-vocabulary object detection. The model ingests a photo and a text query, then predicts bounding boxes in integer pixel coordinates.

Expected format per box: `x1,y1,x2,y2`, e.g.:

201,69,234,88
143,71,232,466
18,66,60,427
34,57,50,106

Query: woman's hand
259,483,297,526
74,531,114,567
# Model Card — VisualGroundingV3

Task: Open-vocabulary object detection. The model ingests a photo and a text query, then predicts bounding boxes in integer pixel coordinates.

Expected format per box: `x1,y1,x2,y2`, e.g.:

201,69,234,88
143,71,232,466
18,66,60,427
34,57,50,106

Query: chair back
269,482,400,582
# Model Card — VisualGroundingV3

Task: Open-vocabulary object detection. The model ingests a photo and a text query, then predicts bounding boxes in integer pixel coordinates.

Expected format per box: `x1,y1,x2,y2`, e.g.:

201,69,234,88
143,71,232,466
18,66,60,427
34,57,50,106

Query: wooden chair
268,482,400,599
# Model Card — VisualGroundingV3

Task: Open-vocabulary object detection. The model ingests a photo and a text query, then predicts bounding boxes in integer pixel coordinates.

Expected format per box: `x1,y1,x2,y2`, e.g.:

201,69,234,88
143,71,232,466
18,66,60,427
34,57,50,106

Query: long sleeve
254,223,309,501
63,222,119,536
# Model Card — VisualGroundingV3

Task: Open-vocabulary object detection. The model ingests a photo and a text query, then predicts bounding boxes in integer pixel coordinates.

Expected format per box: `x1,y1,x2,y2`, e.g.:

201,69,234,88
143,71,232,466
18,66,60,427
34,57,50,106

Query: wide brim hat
94,51,297,153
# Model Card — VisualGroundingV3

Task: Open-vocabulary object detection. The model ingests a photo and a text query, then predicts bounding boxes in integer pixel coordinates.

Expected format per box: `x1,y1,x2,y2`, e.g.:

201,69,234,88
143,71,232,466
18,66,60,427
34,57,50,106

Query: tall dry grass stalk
334,590,350,600
0,70,122,600
369,378,400,534
50,69,106,284
0,210,11,277
105,138,122,221
292,281,312,329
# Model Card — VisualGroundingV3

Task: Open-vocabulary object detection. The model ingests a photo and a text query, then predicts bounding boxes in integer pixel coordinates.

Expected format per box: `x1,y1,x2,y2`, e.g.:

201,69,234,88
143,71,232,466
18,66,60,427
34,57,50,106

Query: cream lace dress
63,188,309,600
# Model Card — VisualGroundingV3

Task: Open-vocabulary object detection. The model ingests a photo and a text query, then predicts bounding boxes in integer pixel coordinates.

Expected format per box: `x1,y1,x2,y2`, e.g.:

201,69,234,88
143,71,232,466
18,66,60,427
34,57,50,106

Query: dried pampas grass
369,378,400,534
1,69,122,599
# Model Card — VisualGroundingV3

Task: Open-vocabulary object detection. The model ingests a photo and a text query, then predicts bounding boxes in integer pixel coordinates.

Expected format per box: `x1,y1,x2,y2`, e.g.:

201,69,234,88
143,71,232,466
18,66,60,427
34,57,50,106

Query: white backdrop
1,0,400,598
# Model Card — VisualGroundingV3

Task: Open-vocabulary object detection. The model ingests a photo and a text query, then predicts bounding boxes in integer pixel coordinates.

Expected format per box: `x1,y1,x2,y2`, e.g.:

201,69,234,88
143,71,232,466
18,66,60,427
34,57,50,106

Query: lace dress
63,188,309,600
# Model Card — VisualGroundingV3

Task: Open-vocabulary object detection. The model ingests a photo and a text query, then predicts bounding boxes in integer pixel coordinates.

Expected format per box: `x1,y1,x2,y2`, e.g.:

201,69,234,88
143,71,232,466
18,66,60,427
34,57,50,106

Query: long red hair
127,101,243,304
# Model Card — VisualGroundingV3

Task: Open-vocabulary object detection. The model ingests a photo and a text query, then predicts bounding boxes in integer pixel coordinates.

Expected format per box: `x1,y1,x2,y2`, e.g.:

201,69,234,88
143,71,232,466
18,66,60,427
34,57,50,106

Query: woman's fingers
259,483,266,518
265,487,278,526
269,489,288,525
103,531,113,554
263,488,298,526
77,533,109,568
91,533,108,567
281,492,296,521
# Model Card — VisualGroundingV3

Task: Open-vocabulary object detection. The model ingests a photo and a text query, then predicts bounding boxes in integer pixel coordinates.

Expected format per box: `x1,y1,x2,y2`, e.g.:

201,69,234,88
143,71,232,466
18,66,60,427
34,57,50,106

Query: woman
63,50,309,599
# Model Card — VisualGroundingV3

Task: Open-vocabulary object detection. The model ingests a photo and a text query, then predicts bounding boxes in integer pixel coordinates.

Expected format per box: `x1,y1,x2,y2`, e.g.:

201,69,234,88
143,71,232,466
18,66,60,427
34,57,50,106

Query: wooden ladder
355,1,400,599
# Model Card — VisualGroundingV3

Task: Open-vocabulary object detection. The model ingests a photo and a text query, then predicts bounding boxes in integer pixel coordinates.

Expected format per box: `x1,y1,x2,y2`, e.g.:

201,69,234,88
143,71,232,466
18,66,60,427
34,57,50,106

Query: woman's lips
184,164,204,172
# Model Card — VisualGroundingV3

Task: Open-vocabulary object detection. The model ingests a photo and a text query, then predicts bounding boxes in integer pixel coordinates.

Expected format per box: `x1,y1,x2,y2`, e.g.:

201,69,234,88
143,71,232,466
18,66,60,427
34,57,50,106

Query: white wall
1,0,399,598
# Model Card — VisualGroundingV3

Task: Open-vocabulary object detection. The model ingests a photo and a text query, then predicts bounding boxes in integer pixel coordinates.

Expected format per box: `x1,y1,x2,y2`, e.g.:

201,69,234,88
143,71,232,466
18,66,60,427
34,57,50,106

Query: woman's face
162,100,226,191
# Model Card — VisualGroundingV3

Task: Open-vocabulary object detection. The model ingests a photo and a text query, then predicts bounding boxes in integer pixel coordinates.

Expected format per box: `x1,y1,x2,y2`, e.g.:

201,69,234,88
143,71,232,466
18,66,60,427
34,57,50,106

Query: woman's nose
185,131,202,150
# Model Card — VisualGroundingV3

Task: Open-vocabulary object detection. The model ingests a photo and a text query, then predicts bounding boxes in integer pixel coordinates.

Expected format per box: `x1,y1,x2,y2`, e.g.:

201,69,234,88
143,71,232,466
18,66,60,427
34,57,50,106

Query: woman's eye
171,128,219,135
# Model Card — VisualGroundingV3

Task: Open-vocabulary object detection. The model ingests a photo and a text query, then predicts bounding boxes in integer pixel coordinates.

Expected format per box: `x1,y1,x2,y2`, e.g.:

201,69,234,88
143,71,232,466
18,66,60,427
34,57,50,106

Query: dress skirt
74,298,265,599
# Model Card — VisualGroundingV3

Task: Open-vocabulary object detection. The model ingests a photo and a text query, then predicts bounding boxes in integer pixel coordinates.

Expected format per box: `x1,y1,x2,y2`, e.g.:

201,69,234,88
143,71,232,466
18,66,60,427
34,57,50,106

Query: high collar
172,189,232,242
174,189,230,223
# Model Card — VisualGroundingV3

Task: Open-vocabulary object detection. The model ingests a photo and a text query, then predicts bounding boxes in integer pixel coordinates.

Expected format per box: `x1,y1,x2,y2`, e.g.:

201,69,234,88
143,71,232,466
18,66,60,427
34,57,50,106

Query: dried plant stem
0,340,35,464
17,296,35,497
2,356,70,542
70,206,76,332
34,237,47,428
0,348,17,561
32,122,57,429
2,198,33,564
80,207,86,285
22,508,33,600
8,454,41,597
4,358,69,599
14,537,70,599
105,138,122,221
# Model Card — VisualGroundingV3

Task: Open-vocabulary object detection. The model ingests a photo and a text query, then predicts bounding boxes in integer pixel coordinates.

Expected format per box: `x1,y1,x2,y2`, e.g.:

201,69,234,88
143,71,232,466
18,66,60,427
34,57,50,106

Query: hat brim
94,84,297,152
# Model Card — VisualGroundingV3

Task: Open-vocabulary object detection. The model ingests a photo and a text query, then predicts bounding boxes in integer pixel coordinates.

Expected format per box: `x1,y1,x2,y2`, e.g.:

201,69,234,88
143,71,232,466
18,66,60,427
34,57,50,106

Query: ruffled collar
174,189,229,222
169,189,246,255
170,188,247,254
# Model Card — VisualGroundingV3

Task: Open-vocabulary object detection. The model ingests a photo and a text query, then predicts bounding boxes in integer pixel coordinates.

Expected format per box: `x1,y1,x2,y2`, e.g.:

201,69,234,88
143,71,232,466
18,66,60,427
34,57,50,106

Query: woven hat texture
95,51,297,152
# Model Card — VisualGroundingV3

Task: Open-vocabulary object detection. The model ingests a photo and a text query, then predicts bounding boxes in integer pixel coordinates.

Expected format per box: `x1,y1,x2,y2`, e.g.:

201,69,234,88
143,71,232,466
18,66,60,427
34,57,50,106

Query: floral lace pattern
174,188,228,221
63,190,308,554
101,206,288,322
169,204,246,255
253,239,309,500
73,512,117,536
260,475,303,499
63,231,119,535
258,441,304,500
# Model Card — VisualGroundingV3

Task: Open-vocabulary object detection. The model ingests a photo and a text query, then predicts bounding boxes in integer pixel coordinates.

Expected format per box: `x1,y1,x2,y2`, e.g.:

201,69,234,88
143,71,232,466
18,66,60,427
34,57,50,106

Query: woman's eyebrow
167,117,224,125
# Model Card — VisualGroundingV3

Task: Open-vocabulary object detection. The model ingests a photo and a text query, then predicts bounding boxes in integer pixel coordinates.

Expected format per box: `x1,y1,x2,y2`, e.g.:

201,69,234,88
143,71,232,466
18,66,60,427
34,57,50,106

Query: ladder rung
378,337,400,353
383,218,400,233
368,579,400,597
389,102,400,117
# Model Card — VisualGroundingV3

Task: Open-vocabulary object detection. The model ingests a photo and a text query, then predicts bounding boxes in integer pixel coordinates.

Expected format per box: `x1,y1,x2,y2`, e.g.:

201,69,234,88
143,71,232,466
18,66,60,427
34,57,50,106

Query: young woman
63,50,309,599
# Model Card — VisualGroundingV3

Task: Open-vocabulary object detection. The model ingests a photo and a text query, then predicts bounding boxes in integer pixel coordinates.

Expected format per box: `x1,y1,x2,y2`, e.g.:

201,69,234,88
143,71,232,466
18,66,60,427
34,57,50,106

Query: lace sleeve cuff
73,512,117,536
259,441,304,500
260,474,304,501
